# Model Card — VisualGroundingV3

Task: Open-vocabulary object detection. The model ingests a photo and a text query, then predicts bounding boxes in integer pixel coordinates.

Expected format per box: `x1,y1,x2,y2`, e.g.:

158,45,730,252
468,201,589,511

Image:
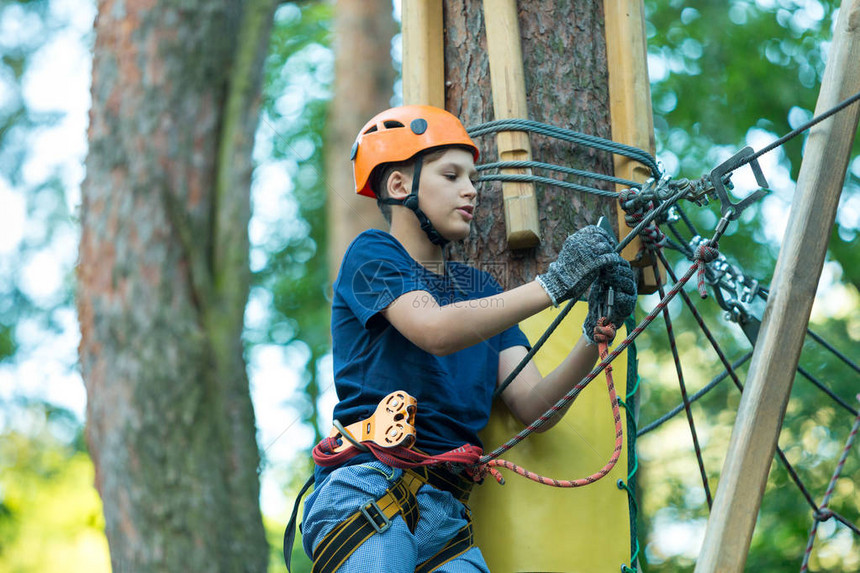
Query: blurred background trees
1,0,857,572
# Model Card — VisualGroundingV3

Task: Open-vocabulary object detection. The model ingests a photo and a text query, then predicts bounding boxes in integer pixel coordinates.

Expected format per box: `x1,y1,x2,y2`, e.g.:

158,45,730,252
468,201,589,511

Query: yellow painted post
473,3,645,570
472,307,632,572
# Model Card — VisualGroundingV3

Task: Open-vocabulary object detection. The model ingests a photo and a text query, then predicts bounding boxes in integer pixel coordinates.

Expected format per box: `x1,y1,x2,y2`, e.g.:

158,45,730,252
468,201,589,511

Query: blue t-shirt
326,230,530,463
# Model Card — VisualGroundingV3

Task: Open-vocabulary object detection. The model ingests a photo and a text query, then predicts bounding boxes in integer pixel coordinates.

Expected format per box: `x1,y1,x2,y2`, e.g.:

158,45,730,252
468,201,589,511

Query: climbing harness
284,391,481,573
309,465,474,573
283,463,475,573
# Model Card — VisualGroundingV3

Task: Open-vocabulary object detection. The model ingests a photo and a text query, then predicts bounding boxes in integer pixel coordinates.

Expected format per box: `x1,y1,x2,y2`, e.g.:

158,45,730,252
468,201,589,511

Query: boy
300,105,636,572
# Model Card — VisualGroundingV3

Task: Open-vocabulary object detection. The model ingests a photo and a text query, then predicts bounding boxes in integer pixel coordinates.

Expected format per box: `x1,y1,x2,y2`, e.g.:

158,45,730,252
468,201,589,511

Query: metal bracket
726,295,767,346
709,146,771,221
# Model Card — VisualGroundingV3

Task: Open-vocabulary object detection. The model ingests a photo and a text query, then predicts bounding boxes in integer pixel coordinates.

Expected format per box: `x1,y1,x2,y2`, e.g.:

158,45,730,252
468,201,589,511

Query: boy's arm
381,281,551,356
496,340,599,431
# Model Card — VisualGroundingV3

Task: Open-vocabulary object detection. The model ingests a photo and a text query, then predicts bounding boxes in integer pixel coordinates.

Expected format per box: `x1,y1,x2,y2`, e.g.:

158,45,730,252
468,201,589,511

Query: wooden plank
401,0,444,107
483,0,541,249
603,0,661,293
695,1,860,570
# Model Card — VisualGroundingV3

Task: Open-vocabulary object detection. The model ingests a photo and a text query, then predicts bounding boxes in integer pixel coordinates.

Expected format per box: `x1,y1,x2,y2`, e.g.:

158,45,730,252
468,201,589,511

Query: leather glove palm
537,225,619,307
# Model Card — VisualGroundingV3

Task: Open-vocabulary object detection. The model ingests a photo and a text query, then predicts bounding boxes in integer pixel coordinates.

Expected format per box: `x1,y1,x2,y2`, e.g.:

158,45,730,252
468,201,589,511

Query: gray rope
477,173,620,198
468,118,660,176
478,160,641,189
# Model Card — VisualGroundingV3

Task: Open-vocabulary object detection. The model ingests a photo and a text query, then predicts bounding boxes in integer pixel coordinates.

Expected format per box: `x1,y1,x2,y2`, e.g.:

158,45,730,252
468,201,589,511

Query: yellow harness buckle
330,390,417,453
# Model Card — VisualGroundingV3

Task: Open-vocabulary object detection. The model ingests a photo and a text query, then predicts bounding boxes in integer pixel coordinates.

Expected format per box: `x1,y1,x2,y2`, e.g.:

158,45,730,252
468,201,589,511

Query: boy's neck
389,217,445,268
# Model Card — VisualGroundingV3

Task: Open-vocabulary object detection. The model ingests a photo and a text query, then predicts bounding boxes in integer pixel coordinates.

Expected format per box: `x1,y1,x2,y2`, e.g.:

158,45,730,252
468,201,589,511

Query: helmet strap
378,155,449,247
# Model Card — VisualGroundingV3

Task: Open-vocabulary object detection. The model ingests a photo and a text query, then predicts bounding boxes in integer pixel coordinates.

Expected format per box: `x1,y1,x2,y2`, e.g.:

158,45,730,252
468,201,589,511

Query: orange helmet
351,105,479,198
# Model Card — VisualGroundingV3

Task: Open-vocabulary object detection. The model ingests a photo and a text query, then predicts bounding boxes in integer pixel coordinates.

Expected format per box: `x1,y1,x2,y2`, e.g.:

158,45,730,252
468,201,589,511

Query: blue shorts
302,461,490,572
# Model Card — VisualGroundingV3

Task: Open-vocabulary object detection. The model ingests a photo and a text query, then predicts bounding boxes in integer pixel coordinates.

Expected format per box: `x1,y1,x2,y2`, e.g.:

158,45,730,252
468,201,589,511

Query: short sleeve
500,322,531,351
334,231,425,327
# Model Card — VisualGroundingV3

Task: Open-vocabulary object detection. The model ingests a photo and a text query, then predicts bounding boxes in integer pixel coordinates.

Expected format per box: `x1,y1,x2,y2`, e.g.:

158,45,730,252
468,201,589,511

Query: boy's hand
537,225,620,306
583,260,637,343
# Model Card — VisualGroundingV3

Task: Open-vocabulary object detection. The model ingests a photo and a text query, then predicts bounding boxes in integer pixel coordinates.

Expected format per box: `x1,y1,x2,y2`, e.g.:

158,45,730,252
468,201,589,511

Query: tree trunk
325,0,394,282
78,0,276,570
445,0,615,286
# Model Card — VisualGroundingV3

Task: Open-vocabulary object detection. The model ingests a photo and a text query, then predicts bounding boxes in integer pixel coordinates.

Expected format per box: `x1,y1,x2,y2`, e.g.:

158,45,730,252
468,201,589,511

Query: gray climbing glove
536,225,619,307
583,260,637,344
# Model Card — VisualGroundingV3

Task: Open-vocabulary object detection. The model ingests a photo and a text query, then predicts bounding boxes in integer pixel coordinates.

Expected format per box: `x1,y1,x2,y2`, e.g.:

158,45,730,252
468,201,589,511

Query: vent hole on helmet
383,120,405,129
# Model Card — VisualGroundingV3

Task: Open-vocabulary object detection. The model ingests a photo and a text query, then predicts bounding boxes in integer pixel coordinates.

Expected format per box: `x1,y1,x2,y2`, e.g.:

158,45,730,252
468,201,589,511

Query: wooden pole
695,1,860,570
603,0,661,294
483,0,541,249
401,0,444,107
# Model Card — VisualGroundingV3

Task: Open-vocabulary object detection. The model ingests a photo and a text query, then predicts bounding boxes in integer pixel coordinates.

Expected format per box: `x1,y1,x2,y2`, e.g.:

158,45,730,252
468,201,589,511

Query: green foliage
0,323,16,360
264,511,311,573
0,401,109,573
254,15,335,571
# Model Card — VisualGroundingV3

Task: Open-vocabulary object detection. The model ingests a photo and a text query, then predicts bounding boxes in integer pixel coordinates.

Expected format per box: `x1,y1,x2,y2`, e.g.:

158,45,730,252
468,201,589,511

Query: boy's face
415,147,478,242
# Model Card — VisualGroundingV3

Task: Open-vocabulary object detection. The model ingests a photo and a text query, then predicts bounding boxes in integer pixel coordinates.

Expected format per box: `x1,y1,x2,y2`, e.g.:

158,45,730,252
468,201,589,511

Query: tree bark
325,0,394,282
78,0,276,570
445,0,616,287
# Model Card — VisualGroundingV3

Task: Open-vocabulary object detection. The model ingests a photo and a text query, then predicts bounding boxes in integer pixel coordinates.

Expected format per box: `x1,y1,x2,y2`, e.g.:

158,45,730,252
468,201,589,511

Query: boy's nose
463,180,477,198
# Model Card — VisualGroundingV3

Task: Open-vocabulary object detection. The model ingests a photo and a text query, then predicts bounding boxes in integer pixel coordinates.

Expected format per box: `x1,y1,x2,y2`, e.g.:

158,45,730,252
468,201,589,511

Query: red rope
695,242,720,297
312,433,502,483
480,319,624,487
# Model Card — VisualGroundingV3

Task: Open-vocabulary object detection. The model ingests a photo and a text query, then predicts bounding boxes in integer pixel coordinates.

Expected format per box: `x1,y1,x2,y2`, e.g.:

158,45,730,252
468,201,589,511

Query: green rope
619,317,641,572
626,374,642,400
476,172,620,198
478,160,641,189
477,172,621,198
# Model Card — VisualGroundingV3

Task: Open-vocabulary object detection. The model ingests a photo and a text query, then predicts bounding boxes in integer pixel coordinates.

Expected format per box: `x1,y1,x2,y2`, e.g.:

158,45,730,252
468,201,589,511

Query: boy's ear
386,169,412,200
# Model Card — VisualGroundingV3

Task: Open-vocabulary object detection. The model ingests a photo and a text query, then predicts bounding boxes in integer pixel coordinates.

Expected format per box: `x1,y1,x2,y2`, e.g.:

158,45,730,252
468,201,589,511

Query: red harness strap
313,438,485,477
